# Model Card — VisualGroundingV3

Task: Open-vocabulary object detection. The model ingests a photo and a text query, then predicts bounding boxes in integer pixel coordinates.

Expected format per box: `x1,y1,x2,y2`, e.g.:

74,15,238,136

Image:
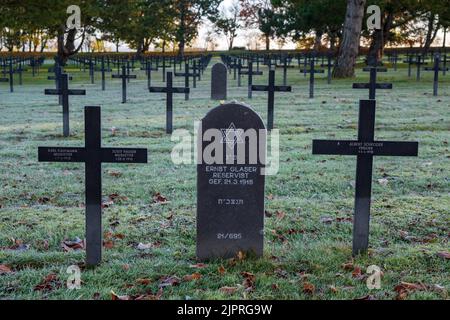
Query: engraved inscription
112,149,137,162
47,148,78,161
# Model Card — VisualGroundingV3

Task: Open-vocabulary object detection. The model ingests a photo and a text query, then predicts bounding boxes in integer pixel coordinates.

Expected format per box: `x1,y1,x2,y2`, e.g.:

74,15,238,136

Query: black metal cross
312,99,419,255
174,63,194,100
424,54,449,96
252,69,292,130
38,106,148,267
276,56,294,86
98,57,112,91
240,61,263,98
320,54,333,84
404,55,427,81
353,66,392,100
141,60,158,89
300,59,324,98
45,73,86,137
149,72,190,134
48,65,73,106
112,66,137,103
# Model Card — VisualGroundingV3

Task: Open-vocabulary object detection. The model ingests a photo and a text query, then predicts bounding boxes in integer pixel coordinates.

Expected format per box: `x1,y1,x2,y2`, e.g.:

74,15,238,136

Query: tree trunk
314,30,323,51
57,26,85,66
443,27,447,48
265,34,270,51
178,2,187,57
423,13,438,55
367,12,394,66
333,0,367,78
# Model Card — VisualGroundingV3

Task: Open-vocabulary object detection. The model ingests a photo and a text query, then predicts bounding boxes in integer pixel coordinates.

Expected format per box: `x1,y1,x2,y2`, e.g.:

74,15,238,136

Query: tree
171,0,221,56
212,1,241,50
272,0,347,51
333,0,367,78
239,0,279,50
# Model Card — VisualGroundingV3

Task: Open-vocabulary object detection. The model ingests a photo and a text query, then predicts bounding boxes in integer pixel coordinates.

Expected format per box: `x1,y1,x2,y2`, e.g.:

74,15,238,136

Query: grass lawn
0,57,448,300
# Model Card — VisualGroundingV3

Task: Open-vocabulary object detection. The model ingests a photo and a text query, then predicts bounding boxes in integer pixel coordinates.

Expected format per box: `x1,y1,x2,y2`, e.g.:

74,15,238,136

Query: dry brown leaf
136,278,152,286
303,282,315,295
218,265,226,275
190,263,208,269
219,286,238,294
352,267,362,278
342,261,354,271
111,290,130,301
0,264,12,274
183,273,202,282
103,240,114,249
153,193,168,204
61,238,84,252
34,273,62,292
159,276,181,288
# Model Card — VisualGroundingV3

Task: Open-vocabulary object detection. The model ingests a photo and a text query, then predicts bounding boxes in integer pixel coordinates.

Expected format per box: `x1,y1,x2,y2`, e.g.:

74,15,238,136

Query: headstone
211,63,228,100
197,103,267,260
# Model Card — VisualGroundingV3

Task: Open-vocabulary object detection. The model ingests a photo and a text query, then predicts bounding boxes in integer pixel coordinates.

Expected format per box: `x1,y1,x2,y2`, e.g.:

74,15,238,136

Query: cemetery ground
0,59,448,300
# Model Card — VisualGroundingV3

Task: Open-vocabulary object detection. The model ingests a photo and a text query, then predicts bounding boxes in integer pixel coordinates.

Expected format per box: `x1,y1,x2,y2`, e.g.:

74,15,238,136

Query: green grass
0,58,449,300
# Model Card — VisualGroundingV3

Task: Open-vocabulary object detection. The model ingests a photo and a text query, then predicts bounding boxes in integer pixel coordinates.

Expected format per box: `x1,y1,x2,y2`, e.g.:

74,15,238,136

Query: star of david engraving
221,123,244,147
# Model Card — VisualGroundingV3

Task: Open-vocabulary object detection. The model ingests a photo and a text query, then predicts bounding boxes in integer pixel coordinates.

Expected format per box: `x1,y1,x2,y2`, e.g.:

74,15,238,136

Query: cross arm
38,147,87,162
312,140,418,156
352,83,393,89
251,85,269,92
67,89,86,96
274,86,292,92
173,87,190,94
101,148,148,163
149,87,168,93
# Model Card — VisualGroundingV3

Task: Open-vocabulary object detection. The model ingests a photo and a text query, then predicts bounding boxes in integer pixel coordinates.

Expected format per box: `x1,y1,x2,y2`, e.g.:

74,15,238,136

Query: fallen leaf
62,237,84,252
136,278,152,286
159,276,181,288
0,264,12,274
437,252,450,260
153,193,168,204
266,194,274,200
352,267,362,278
377,178,389,186
108,171,122,178
183,273,202,282
329,285,338,293
303,282,315,295
34,273,62,292
218,266,226,275
320,217,334,224
342,261,354,271
394,282,428,300
219,286,238,294
103,240,114,249
355,295,377,300
190,263,208,269
241,272,256,291
111,290,130,301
